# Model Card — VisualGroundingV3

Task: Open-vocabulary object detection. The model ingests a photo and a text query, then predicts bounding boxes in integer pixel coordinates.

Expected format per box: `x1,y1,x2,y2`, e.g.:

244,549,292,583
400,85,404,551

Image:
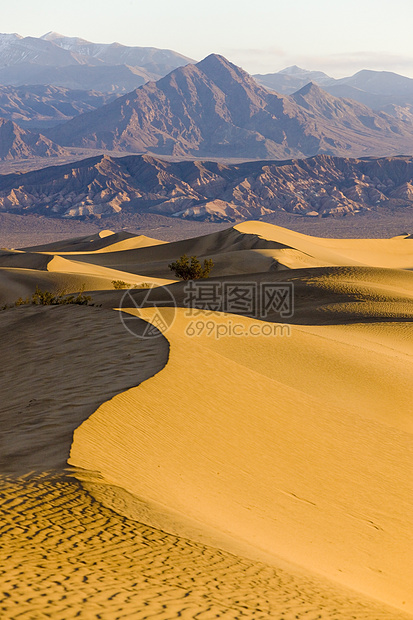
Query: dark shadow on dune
0,305,169,475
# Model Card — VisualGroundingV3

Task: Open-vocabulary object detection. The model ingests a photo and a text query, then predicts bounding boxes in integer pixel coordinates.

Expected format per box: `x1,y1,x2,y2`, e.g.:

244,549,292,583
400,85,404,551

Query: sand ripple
1,473,410,620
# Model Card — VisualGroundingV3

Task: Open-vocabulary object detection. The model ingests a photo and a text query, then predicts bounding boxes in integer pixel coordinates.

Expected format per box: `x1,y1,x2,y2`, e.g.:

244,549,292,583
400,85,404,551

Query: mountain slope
0,84,116,129
0,62,150,93
46,55,413,159
0,118,66,160
1,152,413,219
0,32,194,93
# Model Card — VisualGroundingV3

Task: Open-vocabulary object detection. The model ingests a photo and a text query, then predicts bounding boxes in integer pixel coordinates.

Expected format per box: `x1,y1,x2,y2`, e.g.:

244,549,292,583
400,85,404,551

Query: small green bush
169,255,214,280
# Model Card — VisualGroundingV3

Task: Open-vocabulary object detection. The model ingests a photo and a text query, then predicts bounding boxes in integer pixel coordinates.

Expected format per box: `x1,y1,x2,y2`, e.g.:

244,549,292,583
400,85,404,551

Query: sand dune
70,307,413,615
0,267,172,306
69,232,284,275
21,229,123,252
0,249,52,270
235,221,413,269
92,264,413,330
39,233,167,255
47,221,413,281
47,255,174,286
0,247,174,306
1,220,412,618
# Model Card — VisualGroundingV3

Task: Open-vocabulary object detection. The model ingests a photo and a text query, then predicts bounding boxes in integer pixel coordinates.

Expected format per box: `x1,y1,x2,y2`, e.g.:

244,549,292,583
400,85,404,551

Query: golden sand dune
49,221,413,281
70,308,413,615
21,229,126,253
1,221,413,618
47,255,174,286
53,226,287,279
235,221,413,269
40,234,168,255
0,255,173,305
101,264,413,329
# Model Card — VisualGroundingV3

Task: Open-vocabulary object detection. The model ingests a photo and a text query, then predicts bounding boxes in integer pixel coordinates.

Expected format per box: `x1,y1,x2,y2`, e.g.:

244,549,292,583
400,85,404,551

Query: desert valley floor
0,221,412,619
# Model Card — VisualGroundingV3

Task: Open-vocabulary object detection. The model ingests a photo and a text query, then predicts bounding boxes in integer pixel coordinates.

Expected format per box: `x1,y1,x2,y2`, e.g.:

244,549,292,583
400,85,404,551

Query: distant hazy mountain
0,118,66,160
46,54,413,160
0,63,150,94
255,67,413,111
0,33,194,93
42,32,193,79
0,85,116,129
328,70,413,109
0,33,87,67
0,152,412,220
254,65,333,93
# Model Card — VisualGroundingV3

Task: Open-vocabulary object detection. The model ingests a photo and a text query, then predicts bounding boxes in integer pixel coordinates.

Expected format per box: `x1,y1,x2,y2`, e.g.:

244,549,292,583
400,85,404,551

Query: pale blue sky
3,0,413,77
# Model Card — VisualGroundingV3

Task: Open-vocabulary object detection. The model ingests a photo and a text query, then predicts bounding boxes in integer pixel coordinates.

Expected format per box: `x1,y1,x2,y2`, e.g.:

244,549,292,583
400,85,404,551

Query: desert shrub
169,255,214,280
30,285,92,306
0,285,93,311
15,296,30,306
112,280,131,289
31,286,57,305
112,280,153,290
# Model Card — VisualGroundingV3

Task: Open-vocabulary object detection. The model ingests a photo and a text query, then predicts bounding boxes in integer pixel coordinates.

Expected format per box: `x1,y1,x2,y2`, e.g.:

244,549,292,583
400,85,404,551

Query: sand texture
1,473,411,620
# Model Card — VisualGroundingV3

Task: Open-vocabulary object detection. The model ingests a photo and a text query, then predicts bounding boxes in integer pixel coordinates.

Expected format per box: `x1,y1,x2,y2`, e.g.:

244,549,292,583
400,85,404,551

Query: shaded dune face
114,265,413,326
0,305,169,474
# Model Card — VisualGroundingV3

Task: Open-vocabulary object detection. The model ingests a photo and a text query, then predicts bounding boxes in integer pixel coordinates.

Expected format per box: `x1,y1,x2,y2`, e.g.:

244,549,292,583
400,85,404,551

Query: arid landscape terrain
1,12,413,620
0,222,412,619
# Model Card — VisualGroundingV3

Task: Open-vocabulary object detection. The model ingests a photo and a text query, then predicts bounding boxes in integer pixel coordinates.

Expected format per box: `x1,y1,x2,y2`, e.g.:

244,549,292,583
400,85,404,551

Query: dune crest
235,221,413,269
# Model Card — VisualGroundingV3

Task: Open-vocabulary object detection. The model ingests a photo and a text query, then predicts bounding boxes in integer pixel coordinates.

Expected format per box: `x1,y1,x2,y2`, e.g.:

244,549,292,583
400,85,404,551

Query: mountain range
44,54,413,160
0,32,193,93
254,66,413,115
0,152,412,220
0,33,413,179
